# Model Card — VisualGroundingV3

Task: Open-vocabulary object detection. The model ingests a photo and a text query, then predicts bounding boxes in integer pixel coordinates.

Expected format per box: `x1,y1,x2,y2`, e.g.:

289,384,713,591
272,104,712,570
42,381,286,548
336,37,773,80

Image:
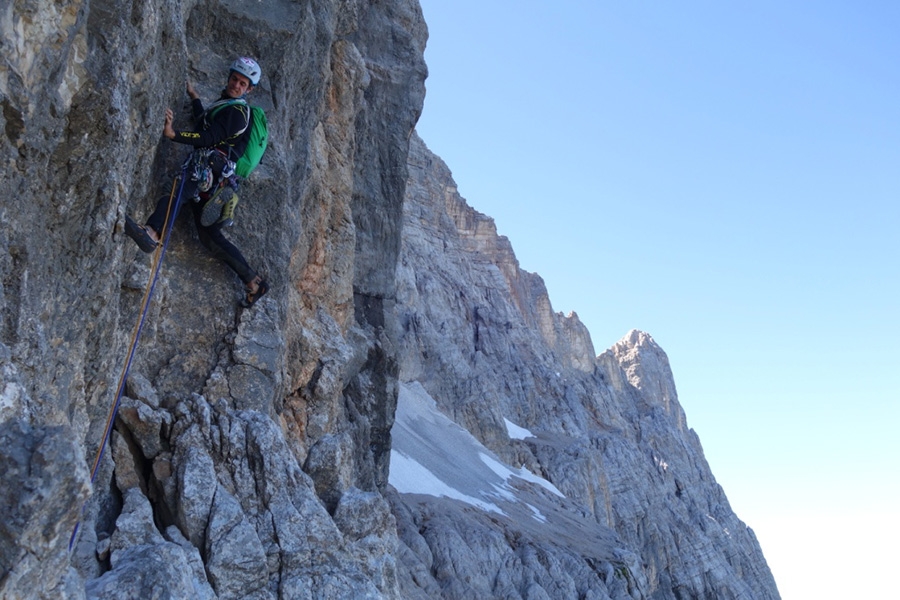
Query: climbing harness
68,165,189,552
189,148,239,227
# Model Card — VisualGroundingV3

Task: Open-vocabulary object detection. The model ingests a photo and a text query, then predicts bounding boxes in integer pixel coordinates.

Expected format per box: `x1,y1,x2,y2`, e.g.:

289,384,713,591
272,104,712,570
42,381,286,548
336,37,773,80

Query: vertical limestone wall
0,0,426,597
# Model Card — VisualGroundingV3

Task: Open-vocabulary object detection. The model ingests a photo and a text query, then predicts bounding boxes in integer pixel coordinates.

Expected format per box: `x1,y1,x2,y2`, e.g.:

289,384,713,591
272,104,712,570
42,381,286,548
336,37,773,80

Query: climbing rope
69,167,188,552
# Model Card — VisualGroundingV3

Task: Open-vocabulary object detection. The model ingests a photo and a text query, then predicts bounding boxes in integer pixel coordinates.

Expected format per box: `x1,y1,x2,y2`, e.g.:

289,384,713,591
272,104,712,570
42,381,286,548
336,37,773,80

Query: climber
124,57,269,307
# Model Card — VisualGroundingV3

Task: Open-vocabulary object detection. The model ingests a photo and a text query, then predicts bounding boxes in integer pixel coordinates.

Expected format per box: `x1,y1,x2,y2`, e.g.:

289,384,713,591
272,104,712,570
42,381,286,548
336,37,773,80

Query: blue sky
415,2,900,598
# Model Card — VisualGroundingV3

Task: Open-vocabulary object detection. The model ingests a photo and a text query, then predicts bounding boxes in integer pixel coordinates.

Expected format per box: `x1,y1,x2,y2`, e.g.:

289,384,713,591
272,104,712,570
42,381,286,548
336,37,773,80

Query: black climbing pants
146,165,257,285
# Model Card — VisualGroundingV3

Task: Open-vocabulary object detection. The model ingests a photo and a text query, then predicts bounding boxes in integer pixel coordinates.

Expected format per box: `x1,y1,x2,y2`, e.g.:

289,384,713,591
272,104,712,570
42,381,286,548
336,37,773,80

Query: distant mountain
389,133,781,599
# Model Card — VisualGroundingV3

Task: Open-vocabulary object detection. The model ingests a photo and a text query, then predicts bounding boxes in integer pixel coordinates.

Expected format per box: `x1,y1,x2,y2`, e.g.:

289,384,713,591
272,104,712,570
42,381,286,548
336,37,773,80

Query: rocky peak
603,329,687,431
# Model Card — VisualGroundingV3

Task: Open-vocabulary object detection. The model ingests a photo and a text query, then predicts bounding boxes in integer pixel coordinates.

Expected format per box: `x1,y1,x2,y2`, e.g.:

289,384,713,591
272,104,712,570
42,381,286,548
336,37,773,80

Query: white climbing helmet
230,57,261,86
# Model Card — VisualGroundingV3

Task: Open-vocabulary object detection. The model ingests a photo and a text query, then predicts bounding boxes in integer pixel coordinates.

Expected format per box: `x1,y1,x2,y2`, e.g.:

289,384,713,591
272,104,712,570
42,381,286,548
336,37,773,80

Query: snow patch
390,450,502,514
390,381,565,519
481,453,565,498
479,453,565,498
504,417,534,440
527,504,548,523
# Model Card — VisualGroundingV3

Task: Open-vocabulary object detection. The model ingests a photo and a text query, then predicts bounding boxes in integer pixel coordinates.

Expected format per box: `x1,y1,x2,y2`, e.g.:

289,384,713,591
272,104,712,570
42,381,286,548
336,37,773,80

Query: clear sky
414,2,900,598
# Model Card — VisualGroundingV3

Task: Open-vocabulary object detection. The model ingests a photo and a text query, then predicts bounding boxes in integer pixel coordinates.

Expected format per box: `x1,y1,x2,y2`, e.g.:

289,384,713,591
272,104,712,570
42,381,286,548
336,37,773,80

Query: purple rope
69,169,187,552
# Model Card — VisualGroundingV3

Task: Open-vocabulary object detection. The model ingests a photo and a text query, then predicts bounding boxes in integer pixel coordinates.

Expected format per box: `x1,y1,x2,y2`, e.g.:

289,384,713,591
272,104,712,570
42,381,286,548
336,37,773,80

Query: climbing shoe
199,186,234,227
218,192,239,227
242,277,269,308
124,215,158,253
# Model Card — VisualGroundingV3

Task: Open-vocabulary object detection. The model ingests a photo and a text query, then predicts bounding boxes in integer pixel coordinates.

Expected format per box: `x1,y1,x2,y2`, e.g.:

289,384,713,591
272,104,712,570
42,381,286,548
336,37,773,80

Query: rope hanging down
69,168,188,552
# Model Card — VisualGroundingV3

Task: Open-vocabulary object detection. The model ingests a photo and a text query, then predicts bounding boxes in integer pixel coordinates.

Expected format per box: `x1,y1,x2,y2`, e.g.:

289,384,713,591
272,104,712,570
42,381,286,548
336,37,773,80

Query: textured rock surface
1,1,779,599
2,0,425,597
0,418,90,600
388,381,646,600
391,134,781,599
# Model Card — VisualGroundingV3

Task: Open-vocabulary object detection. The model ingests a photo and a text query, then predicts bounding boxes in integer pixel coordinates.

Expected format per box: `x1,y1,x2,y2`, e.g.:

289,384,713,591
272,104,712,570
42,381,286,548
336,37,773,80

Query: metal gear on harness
189,148,236,200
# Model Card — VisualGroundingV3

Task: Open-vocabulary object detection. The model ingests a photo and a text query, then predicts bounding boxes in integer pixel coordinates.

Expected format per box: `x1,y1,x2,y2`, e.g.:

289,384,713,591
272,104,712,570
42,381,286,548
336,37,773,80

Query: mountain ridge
392,133,780,599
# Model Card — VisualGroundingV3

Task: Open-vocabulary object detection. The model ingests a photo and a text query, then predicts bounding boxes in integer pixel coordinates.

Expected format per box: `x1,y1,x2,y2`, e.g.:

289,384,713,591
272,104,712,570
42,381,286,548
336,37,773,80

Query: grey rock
333,488,400,595
387,382,639,600
125,372,162,410
85,542,207,600
205,484,271,600
390,134,781,599
95,536,111,562
304,432,355,512
0,420,90,600
111,429,144,493
109,488,165,566
229,302,285,414
1,0,427,591
116,394,172,460
130,389,392,599
163,525,217,600
70,525,102,582
173,443,217,549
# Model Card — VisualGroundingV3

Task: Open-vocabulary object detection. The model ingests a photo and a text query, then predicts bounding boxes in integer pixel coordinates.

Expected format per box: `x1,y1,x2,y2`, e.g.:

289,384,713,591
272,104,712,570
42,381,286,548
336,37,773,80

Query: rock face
0,1,779,599
2,0,425,597
391,134,781,599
